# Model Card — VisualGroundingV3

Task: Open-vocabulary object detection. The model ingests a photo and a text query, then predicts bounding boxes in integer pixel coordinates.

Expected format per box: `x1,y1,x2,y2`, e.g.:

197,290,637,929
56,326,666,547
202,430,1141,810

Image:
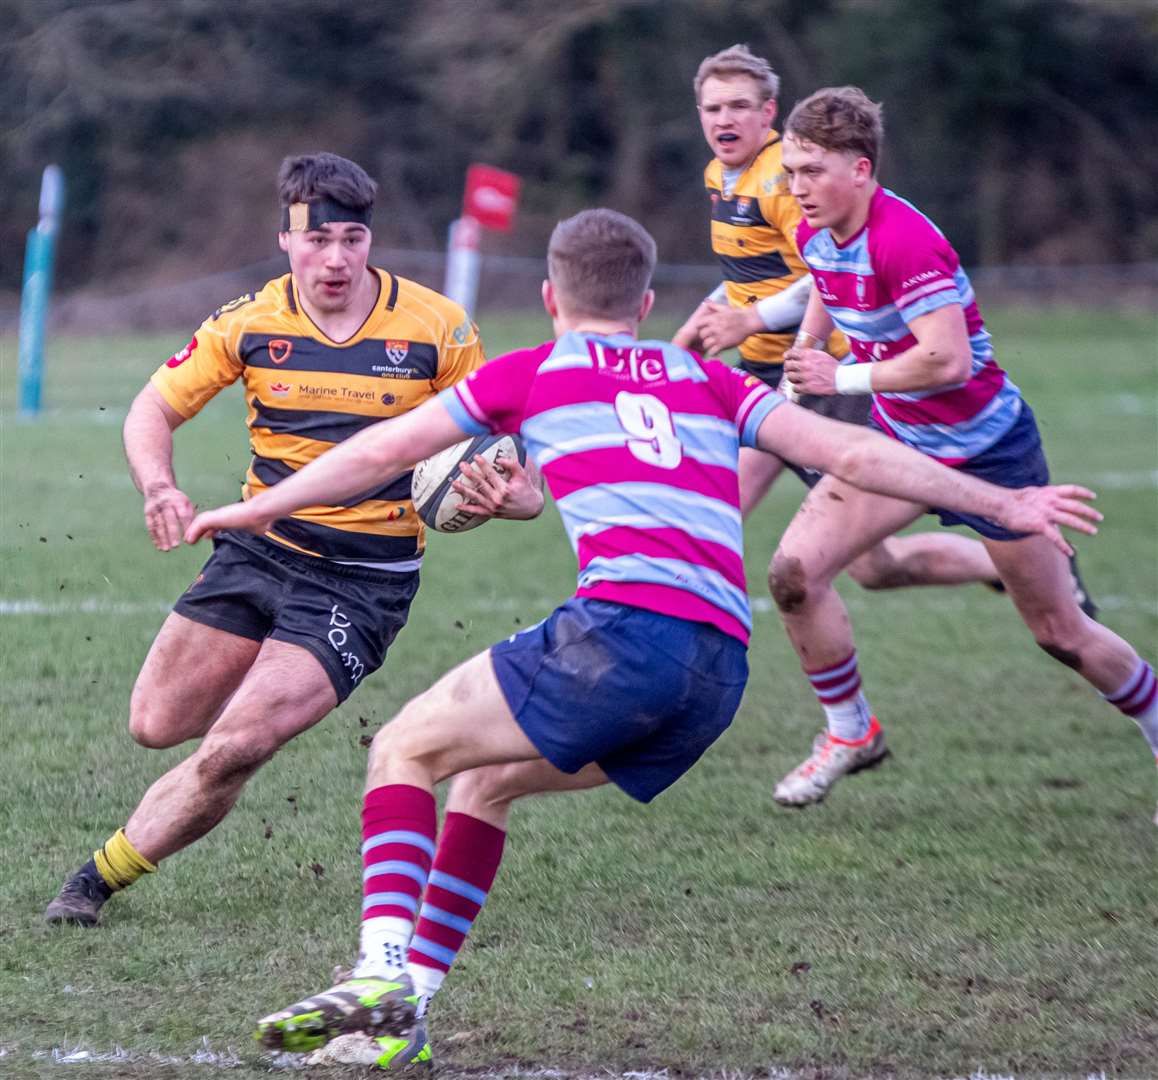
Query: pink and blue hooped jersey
439,332,784,645
796,187,1022,465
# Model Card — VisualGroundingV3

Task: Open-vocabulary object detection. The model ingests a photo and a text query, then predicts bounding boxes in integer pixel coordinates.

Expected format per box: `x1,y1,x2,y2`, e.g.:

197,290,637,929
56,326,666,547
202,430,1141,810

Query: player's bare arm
185,399,468,543
756,406,1101,554
451,454,544,520
123,383,196,552
785,304,970,396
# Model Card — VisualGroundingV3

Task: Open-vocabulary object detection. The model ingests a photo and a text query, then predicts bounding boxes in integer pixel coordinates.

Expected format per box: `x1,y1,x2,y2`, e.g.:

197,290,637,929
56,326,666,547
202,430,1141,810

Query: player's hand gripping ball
411,434,527,532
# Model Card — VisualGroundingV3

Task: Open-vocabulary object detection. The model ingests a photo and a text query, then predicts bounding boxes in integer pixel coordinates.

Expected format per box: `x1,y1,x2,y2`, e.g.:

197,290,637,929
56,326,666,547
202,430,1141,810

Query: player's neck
299,268,380,342
829,181,878,244
555,316,637,338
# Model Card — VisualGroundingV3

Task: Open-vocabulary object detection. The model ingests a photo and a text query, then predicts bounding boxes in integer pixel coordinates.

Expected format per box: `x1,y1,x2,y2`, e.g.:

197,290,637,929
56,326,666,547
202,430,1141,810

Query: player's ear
277,232,290,254
542,280,558,318
764,98,777,129
852,156,873,186
637,289,655,324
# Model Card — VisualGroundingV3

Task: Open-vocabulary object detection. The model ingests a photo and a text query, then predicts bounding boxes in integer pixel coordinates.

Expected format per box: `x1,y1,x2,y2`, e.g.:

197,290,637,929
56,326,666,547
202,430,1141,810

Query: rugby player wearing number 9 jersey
185,209,1100,1065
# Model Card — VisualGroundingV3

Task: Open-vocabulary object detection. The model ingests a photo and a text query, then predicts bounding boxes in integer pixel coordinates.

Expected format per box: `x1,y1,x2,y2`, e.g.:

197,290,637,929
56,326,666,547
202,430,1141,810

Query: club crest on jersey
855,275,868,308
268,339,293,365
270,382,292,396
166,336,198,368
814,274,838,303
384,340,410,365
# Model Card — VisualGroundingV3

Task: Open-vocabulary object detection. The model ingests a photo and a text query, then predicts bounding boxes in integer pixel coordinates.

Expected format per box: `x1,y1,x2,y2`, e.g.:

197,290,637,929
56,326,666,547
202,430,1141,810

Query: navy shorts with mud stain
489,597,748,803
174,530,419,702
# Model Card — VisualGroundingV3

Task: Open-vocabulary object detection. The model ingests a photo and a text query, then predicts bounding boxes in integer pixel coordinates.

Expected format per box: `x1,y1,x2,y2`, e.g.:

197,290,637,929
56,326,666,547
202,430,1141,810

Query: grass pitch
0,309,1155,1079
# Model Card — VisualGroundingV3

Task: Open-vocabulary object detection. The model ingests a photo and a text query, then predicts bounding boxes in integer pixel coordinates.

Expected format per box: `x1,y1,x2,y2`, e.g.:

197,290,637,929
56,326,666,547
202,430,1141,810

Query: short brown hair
785,87,884,174
547,210,656,320
694,44,779,104
277,152,377,211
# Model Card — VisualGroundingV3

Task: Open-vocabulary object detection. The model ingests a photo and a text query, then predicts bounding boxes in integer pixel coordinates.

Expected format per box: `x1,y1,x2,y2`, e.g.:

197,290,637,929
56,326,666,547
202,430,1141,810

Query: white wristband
834,363,873,395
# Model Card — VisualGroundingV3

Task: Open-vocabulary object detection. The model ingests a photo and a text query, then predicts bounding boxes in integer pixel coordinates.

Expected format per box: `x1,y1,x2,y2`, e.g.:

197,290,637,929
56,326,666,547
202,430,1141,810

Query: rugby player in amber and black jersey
44,153,543,929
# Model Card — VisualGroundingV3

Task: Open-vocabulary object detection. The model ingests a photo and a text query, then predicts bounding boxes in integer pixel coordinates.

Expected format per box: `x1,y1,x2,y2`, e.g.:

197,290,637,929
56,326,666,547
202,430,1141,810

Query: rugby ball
411,434,527,533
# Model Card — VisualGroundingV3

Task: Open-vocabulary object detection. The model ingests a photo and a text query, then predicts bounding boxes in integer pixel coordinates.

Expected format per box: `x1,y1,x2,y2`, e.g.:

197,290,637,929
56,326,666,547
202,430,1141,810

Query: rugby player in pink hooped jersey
769,86,1158,814
185,210,1100,1062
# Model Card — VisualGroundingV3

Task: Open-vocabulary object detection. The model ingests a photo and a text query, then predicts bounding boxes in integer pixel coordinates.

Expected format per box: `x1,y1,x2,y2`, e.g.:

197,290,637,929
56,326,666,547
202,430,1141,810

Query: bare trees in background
3,0,1156,293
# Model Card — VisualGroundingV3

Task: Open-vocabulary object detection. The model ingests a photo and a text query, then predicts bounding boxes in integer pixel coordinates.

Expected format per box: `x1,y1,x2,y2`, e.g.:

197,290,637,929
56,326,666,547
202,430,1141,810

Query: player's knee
128,697,184,749
447,765,526,816
769,552,811,614
195,729,277,788
848,554,898,591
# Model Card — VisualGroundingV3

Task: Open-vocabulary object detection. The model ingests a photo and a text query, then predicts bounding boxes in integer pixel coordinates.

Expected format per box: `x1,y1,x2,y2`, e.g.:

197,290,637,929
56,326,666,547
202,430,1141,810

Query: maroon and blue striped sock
1104,658,1158,754
805,651,873,741
355,784,437,980
407,812,506,1015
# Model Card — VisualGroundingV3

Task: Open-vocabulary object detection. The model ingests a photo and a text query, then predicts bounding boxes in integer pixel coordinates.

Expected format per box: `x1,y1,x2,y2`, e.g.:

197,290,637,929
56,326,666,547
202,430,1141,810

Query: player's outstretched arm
123,384,196,552
756,406,1101,555
184,398,468,544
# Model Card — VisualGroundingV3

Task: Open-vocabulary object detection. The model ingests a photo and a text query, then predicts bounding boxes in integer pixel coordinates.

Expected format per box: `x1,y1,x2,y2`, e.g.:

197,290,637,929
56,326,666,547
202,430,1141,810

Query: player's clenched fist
783,345,840,396
142,483,196,551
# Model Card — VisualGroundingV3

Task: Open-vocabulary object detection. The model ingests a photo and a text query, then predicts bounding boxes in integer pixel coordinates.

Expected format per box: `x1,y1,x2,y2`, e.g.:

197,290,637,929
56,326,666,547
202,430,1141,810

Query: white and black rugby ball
411,434,527,533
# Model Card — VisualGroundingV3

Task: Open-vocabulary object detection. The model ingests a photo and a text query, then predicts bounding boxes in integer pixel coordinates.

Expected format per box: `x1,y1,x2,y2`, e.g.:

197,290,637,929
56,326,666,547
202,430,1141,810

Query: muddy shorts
173,530,420,702
737,359,872,488
489,597,748,803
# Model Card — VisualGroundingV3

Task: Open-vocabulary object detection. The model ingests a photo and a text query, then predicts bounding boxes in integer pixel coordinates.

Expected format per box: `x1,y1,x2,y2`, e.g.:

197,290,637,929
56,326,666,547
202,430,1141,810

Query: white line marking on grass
4,592,1157,620
1087,468,1158,490
0,1042,1121,1079
0,599,171,616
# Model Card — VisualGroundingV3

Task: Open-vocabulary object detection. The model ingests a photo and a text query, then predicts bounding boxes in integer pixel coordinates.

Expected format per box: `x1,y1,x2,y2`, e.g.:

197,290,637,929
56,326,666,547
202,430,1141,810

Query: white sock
354,916,413,980
408,963,445,1019
806,653,872,741
824,693,873,742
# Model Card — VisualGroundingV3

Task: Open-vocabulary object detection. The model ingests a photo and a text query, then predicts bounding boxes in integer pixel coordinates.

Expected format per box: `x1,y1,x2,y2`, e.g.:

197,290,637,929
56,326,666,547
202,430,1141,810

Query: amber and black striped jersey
705,131,847,367
151,269,485,567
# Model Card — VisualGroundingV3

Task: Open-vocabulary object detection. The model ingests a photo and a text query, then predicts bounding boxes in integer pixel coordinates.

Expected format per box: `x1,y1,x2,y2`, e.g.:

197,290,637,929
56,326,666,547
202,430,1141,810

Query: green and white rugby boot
372,1022,432,1069
255,975,418,1053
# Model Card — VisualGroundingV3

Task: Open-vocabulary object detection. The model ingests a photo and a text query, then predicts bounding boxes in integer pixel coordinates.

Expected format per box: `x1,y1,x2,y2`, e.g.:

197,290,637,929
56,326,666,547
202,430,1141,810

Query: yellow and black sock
92,828,157,891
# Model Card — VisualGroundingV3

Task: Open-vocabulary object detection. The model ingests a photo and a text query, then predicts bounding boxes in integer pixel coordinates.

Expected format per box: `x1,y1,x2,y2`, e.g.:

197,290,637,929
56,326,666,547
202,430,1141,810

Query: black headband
280,197,373,232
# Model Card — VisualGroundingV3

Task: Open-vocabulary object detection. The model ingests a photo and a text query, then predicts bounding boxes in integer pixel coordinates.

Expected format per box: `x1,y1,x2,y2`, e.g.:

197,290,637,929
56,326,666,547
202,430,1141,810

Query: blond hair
547,209,656,320
694,44,779,104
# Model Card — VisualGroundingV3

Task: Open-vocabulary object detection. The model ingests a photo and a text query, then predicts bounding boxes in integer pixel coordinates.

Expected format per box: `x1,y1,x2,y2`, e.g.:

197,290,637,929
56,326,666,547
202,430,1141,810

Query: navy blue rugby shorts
870,402,1049,542
173,530,419,702
489,597,748,803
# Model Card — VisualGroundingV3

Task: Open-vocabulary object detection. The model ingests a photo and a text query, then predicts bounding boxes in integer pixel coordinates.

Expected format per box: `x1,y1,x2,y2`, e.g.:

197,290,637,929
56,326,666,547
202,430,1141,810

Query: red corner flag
463,165,521,232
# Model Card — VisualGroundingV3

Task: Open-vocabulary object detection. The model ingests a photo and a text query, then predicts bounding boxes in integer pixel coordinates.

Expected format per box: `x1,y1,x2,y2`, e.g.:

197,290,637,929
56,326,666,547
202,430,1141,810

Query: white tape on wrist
834,363,873,395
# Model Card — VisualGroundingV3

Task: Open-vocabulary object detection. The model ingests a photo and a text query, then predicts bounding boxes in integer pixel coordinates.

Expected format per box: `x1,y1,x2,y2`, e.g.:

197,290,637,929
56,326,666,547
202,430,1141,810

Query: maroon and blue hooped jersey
440,332,784,645
796,186,1023,465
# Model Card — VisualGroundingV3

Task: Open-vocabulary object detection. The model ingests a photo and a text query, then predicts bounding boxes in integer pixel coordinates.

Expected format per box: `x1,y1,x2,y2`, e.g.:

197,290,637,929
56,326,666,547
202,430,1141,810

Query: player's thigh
199,638,339,761
774,477,924,581
372,651,542,784
130,612,262,747
446,760,609,826
983,534,1083,638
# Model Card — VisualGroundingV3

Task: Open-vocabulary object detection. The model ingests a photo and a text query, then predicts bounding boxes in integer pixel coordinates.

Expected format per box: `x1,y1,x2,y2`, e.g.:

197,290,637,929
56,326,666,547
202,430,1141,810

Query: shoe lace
60,871,108,902
797,736,837,778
